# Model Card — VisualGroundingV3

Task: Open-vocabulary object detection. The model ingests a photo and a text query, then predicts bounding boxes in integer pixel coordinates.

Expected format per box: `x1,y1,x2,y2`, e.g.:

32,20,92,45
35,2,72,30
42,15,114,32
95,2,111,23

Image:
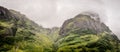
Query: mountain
59,12,111,35
0,6,60,52
0,6,120,52
57,12,120,52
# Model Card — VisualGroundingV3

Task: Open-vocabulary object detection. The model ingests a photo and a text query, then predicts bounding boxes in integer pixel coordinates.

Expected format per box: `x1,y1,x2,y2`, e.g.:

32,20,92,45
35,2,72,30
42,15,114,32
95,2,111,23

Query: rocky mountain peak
59,12,111,35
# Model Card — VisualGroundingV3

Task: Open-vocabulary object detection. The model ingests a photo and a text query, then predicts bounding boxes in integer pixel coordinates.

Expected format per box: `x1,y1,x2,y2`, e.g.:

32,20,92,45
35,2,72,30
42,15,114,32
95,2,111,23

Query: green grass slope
56,32,119,52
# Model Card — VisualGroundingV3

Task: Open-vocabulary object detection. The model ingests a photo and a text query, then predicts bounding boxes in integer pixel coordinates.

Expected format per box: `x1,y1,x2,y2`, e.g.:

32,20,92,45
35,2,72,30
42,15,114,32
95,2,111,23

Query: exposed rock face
0,6,13,20
59,13,111,35
0,6,17,37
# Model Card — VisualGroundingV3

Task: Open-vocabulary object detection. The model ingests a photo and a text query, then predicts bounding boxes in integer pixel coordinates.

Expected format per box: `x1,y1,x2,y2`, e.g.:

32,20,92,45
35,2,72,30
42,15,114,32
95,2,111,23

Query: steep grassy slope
56,32,119,52
0,6,60,52
8,9,60,52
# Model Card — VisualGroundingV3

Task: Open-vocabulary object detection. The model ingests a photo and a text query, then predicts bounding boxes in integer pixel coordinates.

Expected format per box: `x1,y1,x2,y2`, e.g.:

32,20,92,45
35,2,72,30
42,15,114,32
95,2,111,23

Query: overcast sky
0,0,120,38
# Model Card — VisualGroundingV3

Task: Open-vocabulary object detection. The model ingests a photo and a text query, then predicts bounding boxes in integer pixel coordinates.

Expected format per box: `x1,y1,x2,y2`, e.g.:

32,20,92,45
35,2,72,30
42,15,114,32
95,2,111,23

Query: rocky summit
59,13,111,35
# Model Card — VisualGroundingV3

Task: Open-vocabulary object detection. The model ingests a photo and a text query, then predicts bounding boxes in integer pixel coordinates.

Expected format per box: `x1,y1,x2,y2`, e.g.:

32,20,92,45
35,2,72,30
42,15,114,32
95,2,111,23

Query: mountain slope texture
0,6,120,52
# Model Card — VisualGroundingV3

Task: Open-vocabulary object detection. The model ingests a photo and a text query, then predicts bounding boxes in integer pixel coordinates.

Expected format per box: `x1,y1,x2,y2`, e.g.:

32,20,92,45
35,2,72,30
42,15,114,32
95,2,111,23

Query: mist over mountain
0,6,120,52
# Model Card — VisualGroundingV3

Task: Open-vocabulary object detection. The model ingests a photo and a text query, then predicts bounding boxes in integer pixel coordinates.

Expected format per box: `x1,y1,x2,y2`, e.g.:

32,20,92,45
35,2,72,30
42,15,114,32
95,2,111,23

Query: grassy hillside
0,7,59,52
56,32,119,52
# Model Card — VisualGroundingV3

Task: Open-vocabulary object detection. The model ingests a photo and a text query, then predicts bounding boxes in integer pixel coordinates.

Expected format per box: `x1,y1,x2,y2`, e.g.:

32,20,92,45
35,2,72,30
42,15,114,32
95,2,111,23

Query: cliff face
0,6,12,20
59,13,111,35
0,6,18,38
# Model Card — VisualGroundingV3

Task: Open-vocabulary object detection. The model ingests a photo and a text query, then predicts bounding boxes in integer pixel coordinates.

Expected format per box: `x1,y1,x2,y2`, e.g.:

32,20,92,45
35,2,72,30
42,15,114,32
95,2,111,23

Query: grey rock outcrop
0,6,17,37
59,13,111,35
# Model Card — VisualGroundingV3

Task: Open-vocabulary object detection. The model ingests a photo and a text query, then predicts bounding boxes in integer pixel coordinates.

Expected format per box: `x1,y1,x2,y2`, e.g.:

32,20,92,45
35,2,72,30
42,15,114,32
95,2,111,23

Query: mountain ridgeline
0,6,120,52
